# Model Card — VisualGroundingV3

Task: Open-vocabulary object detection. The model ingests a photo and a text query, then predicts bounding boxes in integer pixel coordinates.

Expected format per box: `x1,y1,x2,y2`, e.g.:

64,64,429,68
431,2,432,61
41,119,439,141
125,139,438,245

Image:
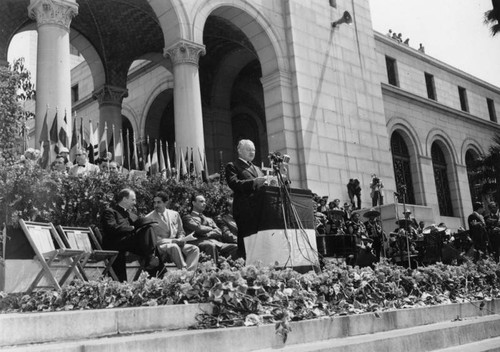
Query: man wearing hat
68,148,99,176
101,188,160,281
364,208,383,261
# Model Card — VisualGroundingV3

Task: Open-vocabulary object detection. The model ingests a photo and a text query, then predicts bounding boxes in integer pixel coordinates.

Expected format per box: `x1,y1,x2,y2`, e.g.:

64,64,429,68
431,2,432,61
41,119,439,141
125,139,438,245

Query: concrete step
2,300,500,351
433,336,500,352
3,312,500,352
253,314,500,352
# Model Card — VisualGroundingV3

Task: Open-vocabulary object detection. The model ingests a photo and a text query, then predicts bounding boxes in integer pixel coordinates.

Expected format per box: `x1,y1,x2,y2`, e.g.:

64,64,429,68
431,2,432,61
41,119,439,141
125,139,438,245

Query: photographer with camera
225,139,267,258
370,174,384,206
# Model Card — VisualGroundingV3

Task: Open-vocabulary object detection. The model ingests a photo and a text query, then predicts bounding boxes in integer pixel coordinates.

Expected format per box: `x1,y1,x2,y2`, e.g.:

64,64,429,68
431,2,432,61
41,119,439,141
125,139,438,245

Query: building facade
1,0,499,229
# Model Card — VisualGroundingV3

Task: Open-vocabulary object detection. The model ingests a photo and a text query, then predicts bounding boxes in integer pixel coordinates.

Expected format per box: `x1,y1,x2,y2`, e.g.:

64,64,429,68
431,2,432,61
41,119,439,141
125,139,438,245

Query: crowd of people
313,193,500,268
386,29,425,53
15,141,500,279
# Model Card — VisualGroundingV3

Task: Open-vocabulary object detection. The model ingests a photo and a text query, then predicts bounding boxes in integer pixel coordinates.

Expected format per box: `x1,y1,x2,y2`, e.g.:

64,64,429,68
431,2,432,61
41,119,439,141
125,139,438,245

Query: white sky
369,0,500,88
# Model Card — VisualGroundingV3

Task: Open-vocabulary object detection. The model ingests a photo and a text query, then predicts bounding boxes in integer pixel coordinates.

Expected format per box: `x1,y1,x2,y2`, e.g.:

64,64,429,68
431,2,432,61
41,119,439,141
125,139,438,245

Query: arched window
465,149,481,204
431,142,453,216
391,132,415,204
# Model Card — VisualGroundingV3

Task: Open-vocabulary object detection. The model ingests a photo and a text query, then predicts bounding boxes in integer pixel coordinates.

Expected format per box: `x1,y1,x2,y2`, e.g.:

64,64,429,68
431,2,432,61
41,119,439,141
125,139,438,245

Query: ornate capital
92,85,128,107
164,40,206,67
28,0,78,31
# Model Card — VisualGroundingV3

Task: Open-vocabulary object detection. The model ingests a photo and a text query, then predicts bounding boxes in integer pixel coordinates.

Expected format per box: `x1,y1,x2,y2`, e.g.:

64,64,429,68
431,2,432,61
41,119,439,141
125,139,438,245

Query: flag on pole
165,141,172,178
144,136,151,172
191,148,199,178
99,122,108,159
125,129,131,170
69,113,78,161
59,110,69,148
39,107,50,169
115,129,124,165
199,147,209,183
159,140,166,178
49,109,59,155
132,132,139,170
88,120,98,163
150,139,159,175
185,146,192,178
108,124,115,159
179,146,187,179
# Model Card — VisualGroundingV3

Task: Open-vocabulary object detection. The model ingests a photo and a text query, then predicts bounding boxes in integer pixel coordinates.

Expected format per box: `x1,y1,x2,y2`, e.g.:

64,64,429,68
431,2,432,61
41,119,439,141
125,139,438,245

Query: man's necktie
200,214,208,225
160,212,167,224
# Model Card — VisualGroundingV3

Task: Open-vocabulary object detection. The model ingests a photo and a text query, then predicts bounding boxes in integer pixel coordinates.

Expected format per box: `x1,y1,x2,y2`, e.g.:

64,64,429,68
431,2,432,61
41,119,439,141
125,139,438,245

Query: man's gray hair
237,139,254,152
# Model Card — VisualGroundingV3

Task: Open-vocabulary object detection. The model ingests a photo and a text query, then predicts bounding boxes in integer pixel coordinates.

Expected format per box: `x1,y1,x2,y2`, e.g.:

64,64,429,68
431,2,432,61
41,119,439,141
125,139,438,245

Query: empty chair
56,225,119,281
19,220,85,292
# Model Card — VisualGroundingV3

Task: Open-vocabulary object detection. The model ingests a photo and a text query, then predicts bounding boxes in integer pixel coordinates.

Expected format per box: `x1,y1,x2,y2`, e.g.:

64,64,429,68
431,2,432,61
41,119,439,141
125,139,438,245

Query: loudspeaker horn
331,11,353,28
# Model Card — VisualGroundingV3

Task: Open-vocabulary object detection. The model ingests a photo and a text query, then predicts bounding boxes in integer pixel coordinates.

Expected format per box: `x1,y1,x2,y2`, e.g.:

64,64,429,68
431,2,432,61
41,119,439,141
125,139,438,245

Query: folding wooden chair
91,227,144,281
19,220,85,293
56,225,119,281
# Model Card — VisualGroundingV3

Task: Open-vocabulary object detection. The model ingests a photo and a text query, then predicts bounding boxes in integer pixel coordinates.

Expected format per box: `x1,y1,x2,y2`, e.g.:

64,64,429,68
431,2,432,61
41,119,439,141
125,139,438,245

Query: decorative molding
164,40,205,67
92,85,128,107
261,70,292,91
28,0,78,31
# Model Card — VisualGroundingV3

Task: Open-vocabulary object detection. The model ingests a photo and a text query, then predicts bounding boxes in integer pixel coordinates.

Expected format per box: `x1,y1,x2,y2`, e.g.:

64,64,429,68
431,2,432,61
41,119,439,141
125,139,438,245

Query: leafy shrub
2,258,500,341
0,165,232,229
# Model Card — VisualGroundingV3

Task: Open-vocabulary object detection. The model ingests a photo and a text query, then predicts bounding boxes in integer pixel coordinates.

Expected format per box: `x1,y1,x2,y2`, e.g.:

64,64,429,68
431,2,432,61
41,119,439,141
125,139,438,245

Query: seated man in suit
214,197,238,244
101,188,159,281
182,194,238,263
146,191,200,271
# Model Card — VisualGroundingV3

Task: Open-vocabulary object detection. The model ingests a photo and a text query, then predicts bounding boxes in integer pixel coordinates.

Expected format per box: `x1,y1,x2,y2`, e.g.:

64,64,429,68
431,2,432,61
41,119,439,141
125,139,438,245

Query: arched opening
391,131,415,204
432,142,453,216
465,149,481,205
200,13,268,170
144,88,175,166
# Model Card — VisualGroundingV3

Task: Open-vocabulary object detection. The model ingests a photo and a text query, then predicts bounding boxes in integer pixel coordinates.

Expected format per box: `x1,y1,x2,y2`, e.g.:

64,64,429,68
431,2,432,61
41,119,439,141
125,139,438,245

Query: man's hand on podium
255,176,268,188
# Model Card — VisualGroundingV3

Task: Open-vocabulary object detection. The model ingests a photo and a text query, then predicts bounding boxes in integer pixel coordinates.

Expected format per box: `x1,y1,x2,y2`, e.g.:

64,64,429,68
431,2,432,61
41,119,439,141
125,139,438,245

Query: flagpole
126,129,131,170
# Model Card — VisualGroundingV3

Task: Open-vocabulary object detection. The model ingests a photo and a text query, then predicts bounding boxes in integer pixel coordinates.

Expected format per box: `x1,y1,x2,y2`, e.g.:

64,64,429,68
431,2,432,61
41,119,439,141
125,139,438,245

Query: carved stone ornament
28,0,79,30
92,85,129,107
164,40,206,67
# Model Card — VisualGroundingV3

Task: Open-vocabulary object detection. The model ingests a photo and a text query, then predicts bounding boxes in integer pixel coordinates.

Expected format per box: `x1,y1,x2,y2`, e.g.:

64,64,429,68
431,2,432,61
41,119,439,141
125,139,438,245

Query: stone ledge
0,303,212,347
1,299,498,349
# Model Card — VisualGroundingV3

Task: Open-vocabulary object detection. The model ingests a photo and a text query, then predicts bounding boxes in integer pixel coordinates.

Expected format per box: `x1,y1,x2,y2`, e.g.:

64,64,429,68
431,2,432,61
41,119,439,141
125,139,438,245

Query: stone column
29,0,78,145
261,70,305,187
92,85,128,143
164,40,205,169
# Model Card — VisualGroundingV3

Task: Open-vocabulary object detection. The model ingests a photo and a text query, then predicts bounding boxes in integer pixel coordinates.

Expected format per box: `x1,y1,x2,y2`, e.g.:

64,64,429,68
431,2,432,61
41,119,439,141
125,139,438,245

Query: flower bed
2,258,500,341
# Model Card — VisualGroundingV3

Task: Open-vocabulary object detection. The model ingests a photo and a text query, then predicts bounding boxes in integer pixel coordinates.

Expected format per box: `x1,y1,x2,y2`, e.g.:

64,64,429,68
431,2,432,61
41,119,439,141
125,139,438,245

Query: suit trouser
106,226,156,281
192,238,238,263
158,242,200,270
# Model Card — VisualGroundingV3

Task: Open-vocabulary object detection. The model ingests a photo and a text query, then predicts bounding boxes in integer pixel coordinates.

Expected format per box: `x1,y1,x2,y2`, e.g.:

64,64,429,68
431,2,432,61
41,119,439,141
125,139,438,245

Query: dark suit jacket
225,158,264,237
101,204,138,248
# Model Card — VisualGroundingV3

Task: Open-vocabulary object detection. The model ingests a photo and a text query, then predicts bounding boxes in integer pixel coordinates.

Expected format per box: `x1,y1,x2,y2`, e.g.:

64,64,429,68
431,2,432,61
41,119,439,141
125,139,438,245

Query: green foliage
468,134,500,204
2,258,500,342
0,165,232,228
0,58,35,166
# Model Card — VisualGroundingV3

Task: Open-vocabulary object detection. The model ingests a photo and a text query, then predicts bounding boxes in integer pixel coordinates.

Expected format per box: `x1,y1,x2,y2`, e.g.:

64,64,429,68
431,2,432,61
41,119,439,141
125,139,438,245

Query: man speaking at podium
225,139,267,258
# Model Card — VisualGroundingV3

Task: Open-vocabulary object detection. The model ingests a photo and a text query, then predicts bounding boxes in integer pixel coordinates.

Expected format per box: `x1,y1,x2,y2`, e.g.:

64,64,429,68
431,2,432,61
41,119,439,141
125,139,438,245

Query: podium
244,186,319,272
